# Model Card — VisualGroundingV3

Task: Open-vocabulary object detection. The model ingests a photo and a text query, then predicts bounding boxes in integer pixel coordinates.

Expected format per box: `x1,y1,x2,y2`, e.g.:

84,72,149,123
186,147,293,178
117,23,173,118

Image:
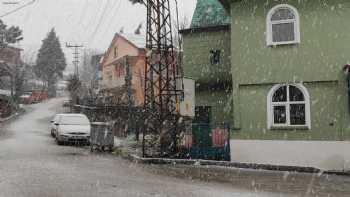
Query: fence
179,123,231,161
72,103,231,161
72,104,143,138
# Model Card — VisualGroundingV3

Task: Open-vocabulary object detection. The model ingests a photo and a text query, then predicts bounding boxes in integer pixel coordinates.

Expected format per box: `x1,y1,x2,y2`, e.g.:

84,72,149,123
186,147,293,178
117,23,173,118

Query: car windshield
60,116,89,125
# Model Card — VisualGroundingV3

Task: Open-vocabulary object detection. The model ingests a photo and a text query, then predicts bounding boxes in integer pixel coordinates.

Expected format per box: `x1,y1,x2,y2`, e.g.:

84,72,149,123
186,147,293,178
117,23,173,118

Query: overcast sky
1,0,197,72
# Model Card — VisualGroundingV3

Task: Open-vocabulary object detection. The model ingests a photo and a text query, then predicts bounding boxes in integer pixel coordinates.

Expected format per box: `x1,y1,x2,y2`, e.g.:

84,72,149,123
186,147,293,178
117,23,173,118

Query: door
193,106,211,124
192,106,212,147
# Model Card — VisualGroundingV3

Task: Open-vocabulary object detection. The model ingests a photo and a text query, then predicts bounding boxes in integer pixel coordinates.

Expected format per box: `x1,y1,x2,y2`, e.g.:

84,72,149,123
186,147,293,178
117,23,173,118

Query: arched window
267,84,310,129
266,4,300,46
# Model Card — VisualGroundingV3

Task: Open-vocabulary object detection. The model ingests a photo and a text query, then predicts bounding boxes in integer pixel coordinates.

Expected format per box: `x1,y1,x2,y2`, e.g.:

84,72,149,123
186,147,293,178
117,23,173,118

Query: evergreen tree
35,28,66,98
0,19,22,48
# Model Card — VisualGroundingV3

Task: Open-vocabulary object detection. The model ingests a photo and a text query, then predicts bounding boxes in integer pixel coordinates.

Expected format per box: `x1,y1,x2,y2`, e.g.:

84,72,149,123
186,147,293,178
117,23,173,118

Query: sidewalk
113,136,350,184
108,137,350,195
112,143,350,196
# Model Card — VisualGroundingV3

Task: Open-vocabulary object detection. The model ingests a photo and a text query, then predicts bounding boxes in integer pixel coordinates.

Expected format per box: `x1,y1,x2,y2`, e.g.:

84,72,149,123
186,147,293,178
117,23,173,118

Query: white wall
230,140,350,171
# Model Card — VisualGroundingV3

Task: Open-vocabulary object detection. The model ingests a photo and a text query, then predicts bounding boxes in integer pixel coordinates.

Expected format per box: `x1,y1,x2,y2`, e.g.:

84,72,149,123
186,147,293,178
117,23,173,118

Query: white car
50,114,63,137
53,114,91,145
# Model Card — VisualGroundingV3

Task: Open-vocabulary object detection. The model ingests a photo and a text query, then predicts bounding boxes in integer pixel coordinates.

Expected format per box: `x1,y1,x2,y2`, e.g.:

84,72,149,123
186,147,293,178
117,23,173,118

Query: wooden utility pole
66,43,84,78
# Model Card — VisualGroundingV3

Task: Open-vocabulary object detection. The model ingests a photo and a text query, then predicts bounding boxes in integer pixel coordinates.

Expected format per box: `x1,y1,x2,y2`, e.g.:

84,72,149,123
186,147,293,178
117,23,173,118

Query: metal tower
142,0,183,157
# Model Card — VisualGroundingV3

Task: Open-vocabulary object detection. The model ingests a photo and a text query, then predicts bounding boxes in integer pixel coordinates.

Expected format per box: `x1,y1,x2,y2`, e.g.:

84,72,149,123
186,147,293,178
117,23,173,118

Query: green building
180,0,232,125
184,0,350,171
224,0,350,170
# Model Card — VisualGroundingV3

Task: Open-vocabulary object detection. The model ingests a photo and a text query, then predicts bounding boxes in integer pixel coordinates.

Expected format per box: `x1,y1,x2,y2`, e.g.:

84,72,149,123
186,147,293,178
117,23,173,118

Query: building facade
180,0,232,125
0,46,23,117
220,0,350,170
101,33,145,106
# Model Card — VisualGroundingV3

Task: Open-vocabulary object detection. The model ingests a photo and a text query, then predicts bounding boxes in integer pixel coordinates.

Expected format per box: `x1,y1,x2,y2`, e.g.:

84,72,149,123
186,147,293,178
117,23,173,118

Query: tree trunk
47,80,56,98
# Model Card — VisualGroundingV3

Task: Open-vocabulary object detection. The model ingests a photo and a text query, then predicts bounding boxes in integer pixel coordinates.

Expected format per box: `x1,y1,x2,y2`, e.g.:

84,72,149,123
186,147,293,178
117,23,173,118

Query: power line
88,0,110,44
66,0,90,40
93,0,123,45
0,0,36,18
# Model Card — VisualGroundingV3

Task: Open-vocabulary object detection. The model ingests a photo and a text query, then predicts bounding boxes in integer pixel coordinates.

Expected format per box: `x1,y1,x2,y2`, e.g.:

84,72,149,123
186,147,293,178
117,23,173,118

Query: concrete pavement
0,98,291,197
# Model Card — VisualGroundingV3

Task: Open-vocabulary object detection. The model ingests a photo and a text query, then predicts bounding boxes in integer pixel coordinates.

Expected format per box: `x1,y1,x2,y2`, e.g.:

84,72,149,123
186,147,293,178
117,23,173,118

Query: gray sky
1,0,197,71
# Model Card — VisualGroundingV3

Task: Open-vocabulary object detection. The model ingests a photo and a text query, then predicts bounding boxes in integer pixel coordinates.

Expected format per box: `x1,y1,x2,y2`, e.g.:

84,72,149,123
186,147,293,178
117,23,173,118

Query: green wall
229,0,350,140
196,89,233,125
233,82,347,140
231,0,350,84
182,29,231,84
182,28,232,124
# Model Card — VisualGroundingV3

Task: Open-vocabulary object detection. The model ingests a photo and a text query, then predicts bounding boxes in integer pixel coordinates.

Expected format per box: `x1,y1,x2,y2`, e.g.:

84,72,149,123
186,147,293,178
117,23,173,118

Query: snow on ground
0,98,300,197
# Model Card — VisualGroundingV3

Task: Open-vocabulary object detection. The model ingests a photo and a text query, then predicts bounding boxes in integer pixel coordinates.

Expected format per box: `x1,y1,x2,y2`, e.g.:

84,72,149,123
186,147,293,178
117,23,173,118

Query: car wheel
56,137,63,145
108,146,114,152
51,130,55,137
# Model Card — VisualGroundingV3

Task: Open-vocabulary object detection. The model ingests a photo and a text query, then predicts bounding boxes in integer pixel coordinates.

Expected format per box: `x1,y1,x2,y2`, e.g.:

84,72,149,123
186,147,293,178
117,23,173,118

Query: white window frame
266,4,300,46
267,84,311,130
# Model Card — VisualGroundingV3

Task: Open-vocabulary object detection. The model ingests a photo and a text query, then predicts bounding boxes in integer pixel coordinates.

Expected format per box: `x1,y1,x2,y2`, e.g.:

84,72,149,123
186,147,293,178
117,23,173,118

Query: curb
119,151,350,177
0,109,25,123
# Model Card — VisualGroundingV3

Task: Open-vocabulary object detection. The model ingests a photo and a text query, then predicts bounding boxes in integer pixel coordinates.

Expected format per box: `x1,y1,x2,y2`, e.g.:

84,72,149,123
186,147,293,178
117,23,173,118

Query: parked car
20,90,49,104
52,113,91,145
31,90,48,103
50,114,63,137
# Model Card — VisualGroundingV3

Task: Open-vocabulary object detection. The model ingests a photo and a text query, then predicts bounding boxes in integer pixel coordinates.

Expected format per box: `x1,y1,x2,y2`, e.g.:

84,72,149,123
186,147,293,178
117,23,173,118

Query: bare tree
173,15,190,50
79,49,102,93
119,27,124,34
134,23,143,35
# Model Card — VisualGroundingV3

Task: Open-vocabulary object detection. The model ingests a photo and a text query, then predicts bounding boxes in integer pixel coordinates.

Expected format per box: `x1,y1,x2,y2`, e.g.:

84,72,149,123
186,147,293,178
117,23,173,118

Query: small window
266,4,300,46
210,50,221,65
267,84,310,129
114,46,118,58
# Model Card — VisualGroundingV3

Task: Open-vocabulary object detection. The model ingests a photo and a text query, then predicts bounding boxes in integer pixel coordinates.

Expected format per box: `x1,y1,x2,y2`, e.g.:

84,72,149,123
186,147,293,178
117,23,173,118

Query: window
266,4,300,46
210,50,221,65
267,84,310,129
114,46,118,58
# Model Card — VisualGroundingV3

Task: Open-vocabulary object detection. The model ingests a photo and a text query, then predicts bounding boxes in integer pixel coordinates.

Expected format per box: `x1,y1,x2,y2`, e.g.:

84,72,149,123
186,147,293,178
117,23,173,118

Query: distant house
0,46,23,117
0,46,22,65
0,46,23,80
180,0,232,125
100,33,146,106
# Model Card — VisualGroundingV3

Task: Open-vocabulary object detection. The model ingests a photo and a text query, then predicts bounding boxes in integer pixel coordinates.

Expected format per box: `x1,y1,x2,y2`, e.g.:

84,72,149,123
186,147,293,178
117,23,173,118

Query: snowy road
0,98,349,197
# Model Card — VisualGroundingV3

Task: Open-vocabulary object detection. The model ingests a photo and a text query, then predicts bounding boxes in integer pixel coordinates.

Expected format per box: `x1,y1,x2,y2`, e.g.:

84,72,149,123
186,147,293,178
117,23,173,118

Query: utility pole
125,56,135,137
66,43,84,78
140,0,183,157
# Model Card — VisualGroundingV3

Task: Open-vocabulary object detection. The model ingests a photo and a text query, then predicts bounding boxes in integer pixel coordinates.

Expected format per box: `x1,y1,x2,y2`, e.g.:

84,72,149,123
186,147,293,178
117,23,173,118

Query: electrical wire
66,0,90,40
0,0,36,18
92,0,122,46
88,0,111,44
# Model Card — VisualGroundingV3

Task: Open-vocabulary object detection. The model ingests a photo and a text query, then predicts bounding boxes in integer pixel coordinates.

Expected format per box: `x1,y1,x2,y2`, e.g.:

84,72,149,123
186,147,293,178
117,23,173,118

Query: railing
179,123,231,161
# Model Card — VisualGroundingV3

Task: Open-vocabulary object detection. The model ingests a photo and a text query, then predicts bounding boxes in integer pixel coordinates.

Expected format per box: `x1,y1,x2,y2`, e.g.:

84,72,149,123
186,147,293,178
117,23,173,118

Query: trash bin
90,122,114,152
